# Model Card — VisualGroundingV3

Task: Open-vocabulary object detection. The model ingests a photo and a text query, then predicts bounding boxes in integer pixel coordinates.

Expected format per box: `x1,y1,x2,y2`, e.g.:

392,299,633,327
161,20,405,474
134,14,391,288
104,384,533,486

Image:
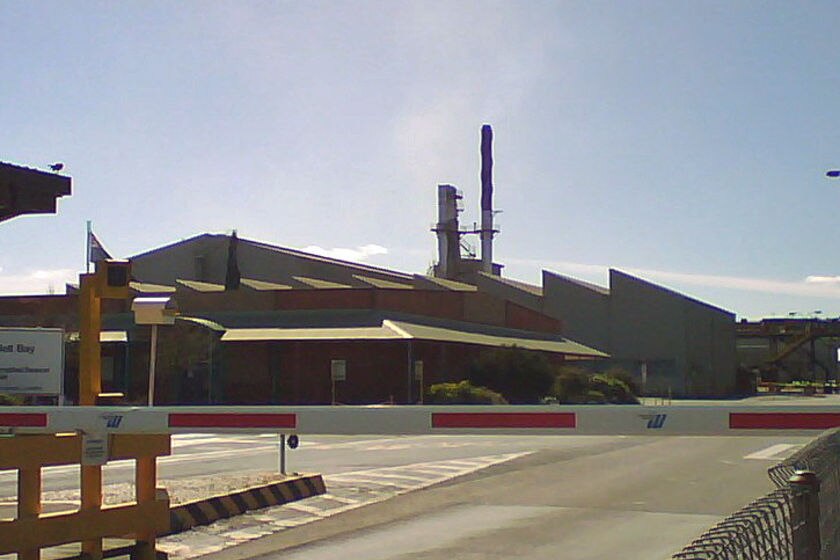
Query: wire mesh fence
768,427,840,560
671,488,795,560
672,427,840,560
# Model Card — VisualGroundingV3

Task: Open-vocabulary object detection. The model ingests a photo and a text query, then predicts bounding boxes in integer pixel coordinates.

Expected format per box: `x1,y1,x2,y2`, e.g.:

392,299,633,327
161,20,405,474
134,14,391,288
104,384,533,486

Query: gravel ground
45,472,284,506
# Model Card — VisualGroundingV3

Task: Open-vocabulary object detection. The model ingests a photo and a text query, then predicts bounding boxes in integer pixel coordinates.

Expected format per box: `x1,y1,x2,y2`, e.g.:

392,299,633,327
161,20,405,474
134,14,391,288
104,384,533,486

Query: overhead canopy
221,319,607,358
0,162,71,223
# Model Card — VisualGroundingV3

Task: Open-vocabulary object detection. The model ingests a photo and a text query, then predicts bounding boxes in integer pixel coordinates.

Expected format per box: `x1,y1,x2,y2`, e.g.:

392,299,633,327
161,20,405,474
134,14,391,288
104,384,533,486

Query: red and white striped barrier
0,405,839,436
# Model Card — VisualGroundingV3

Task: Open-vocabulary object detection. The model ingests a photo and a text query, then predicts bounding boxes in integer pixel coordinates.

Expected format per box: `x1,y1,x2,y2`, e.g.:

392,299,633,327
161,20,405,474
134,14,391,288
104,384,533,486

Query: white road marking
158,452,533,559
744,443,802,461
331,472,431,483
319,493,361,505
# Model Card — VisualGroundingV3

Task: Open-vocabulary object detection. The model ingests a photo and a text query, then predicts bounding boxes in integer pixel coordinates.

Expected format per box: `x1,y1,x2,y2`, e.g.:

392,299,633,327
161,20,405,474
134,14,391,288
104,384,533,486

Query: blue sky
2,1,840,320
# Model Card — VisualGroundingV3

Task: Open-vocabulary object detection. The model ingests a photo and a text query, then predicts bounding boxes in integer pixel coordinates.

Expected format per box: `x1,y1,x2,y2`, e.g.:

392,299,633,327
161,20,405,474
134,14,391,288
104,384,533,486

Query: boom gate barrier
1,404,840,437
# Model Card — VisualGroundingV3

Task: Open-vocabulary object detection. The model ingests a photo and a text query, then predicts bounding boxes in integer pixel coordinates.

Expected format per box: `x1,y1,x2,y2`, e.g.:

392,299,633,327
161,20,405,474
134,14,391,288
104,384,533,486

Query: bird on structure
49,163,64,172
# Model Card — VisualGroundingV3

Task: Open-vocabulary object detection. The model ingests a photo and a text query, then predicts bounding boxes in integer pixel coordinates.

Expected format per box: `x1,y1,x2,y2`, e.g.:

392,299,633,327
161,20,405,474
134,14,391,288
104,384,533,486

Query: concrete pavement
204,435,811,560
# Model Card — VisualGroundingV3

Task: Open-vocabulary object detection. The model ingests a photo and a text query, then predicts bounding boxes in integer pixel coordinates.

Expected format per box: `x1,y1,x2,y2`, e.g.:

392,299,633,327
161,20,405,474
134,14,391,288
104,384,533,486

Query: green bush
427,380,508,405
0,394,23,406
590,373,639,404
552,366,639,404
552,366,591,403
603,367,639,396
467,346,554,404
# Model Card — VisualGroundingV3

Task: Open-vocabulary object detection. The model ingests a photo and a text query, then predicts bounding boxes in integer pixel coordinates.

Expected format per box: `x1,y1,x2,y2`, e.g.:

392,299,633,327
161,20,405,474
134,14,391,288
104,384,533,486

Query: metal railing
672,428,840,560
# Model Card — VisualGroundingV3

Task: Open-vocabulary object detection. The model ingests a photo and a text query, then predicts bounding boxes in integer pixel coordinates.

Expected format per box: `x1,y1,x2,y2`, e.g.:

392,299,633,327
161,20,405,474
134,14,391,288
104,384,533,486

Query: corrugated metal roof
353,275,413,289
240,278,293,291
130,281,177,294
414,275,478,292
176,279,226,292
293,276,352,289
222,326,397,342
383,320,607,357
221,319,607,358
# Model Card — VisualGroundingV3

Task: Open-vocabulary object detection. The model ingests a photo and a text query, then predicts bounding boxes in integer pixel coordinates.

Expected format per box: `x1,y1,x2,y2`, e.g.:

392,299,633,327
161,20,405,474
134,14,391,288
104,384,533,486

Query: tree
467,346,555,404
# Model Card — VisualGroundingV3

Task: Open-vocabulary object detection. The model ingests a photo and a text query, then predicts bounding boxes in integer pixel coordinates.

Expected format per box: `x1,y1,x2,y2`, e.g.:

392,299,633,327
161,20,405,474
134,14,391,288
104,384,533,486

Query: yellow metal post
18,465,41,560
79,273,101,406
76,261,132,559
80,464,103,560
135,456,157,560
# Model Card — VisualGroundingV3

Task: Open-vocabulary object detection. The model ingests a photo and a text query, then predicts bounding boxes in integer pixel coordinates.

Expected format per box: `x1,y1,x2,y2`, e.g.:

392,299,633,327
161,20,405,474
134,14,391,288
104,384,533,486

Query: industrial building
0,231,605,404
736,318,840,385
433,264,738,397
0,126,739,401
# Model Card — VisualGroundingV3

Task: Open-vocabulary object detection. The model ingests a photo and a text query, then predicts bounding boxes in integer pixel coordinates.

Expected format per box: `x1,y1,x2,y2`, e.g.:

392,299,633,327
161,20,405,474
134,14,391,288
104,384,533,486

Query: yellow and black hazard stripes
168,473,325,533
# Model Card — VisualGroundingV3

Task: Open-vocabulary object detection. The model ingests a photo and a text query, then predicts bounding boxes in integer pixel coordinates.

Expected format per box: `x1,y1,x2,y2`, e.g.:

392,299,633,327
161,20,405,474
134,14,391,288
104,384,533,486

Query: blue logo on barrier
641,413,667,429
101,414,123,429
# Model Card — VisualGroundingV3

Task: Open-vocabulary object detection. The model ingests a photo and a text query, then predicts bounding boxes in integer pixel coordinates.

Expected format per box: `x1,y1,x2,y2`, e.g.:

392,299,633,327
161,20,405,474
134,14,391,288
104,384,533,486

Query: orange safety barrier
0,433,170,560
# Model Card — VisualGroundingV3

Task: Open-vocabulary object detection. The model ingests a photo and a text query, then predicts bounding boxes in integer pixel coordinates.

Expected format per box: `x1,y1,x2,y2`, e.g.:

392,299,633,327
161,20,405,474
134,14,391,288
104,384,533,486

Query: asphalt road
0,433,637,497
0,432,812,558
203,434,812,560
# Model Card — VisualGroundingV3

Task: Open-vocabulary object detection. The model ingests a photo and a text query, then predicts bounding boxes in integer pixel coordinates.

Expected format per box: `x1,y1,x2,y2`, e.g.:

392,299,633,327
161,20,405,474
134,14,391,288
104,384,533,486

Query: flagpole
86,220,91,273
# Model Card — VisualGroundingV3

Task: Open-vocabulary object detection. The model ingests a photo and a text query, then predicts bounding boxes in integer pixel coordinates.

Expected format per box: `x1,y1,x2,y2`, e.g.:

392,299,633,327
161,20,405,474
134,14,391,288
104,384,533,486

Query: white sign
82,432,109,465
0,328,64,395
331,360,346,381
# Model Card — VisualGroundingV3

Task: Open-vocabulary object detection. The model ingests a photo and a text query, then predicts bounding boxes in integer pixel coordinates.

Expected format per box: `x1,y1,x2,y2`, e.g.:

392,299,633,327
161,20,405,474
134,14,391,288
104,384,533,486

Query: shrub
552,366,591,403
590,373,639,404
603,367,639,396
552,366,639,404
427,380,508,405
0,394,23,406
467,346,555,404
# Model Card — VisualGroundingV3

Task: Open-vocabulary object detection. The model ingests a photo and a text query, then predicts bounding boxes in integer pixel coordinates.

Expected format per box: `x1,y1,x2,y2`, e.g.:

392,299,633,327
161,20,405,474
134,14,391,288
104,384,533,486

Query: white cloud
805,276,840,285
0,269,77,295
301,244,388,263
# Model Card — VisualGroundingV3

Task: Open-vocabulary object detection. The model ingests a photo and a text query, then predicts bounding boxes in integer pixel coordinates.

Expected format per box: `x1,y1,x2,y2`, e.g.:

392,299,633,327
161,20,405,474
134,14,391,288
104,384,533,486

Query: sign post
414,360,424,404
330,360,346,405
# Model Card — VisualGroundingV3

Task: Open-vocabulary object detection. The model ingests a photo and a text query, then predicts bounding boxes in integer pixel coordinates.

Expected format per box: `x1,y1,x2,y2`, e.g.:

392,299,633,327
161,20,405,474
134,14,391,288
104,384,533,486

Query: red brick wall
215,339,565,405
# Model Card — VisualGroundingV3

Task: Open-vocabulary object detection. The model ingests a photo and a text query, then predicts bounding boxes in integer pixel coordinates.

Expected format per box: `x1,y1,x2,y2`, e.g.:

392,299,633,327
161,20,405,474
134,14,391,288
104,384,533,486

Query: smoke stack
435,184,461,278
480,124,494,273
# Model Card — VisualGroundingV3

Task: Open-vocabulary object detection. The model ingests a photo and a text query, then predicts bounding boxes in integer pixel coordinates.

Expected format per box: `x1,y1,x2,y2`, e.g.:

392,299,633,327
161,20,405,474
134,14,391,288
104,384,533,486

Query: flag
88,230,112,263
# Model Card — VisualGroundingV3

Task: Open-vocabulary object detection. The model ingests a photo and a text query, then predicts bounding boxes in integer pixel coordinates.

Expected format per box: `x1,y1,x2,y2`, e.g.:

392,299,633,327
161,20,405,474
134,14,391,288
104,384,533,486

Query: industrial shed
542,269,737,396
0,233,605,404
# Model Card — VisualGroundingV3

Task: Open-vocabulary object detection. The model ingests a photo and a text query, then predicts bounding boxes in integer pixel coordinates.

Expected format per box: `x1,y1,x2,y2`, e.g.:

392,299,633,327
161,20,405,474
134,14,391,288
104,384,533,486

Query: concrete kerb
167,473,326,534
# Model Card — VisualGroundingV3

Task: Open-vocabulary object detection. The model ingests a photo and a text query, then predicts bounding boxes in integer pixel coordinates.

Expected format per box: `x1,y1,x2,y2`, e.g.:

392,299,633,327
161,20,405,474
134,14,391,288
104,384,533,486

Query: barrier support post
18,466,41,560
789,470,821,560
279,434,286,475
80,465,103,560
135,456,157,560
79,273,101,406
